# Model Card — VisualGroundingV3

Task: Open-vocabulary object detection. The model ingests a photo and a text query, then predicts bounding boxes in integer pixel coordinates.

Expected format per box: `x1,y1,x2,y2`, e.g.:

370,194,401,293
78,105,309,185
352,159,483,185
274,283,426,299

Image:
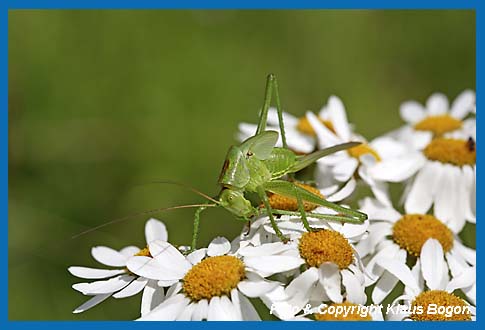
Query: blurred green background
8,10,475,320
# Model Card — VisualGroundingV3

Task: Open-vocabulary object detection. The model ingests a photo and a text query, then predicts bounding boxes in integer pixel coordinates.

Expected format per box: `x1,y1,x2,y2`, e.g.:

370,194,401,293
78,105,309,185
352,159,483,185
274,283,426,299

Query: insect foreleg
256,186,287,242
191,205,209,252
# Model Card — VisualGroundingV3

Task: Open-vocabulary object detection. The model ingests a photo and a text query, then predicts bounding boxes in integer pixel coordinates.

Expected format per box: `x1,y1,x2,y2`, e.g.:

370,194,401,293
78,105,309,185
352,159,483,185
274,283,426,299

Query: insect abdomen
264,148,297,179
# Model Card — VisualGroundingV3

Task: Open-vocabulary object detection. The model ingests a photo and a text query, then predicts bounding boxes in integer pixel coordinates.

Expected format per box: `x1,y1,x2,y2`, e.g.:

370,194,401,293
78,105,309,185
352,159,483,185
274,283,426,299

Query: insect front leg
190,205,208,252
256,186,288,243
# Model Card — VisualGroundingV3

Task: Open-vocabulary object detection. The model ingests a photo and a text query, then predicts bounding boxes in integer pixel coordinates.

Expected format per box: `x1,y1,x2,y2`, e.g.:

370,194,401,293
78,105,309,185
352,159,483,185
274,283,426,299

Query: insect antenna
71,203,217,239
132,180,220,204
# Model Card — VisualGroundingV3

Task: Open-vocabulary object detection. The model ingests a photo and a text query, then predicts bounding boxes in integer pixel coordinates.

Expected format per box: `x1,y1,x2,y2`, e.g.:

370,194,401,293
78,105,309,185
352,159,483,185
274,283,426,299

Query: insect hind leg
256,74,288,150
294,185,314,232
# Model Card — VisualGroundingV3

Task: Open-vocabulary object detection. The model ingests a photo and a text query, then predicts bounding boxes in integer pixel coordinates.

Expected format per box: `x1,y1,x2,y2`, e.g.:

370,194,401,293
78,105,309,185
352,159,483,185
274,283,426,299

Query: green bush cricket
191,73,367,250
73,74,367,251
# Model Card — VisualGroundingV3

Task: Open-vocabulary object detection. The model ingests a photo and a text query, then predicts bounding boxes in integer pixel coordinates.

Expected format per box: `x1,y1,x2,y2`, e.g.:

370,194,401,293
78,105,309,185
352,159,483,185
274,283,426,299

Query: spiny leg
191,205,208,251
264,180,367,223
293,184,314,232
262,209,365,224
257,186,287,242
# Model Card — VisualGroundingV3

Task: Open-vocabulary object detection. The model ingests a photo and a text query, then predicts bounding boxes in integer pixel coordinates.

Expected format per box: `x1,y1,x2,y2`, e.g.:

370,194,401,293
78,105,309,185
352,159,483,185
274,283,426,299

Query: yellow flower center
134,247,152,257
347,143,381,161
392,214,453,257
414,115,462,136
299,230,354,269
314,302,372,321
267,183,323,212
410,290,472,321
297,116,335,136
182,255,245,301
423,138,476,166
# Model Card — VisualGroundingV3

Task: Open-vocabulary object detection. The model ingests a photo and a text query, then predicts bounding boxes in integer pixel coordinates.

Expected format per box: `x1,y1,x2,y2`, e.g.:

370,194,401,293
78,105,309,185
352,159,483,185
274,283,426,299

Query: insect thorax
244,157,272,192
263,148,297,179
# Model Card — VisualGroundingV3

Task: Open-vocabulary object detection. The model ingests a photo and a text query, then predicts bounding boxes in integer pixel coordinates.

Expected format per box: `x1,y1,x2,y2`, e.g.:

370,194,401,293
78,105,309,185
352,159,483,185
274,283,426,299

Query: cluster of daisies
69,90,476,321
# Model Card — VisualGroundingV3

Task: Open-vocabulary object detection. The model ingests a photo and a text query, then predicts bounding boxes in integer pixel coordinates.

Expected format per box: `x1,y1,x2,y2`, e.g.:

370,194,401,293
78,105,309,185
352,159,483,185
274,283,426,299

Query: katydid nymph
190,74,367,250
73,74,367,251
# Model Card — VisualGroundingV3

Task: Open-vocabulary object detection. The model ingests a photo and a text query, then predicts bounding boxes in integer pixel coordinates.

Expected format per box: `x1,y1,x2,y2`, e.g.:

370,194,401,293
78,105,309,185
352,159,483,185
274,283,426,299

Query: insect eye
229,196,233,201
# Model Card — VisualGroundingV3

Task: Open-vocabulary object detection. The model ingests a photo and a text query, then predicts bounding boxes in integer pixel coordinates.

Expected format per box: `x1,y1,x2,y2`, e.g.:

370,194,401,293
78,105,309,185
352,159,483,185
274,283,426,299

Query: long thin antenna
132,180,219,204
71,203,217,239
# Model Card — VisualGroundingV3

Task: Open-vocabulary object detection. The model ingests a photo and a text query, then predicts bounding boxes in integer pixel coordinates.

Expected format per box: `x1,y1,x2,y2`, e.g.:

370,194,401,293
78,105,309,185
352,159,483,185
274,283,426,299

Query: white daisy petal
207,237,231,256
245,256,304,276
207,296,227,321
372,270,400,304
127,256,185,281
73,293,112,314
411,130,434,150
462,165,476,222
307,111,340,146
285,267,319,311
327,96,351,141
138,294,189,321
364,243,401,286
376,258,419,294
446,266,476,292
145,218,168,244
149,240,190,266
238,123,257,141
434,165,464,233
318,263,342,303
192,299,209,321
235,289,261,320
238,242,290,257
355,223,392,258
359,197,401,222
237,278,280,298
141,280,165,317
426,93,449,115
446,251,467,278
326,177,356,202
113,277,148,298
450,90,475,119
119,246,141,258
400,101,426,124
420,239,445,290
341,269,366,305
91,246,127,267
267,107,298,126
463,283,476,305
405,161,441,214
333,157,358,182
186,248,207,265
453,241,476,265
176,303,196,321
368,153,425,182
68,266,125,279
73,274,134,295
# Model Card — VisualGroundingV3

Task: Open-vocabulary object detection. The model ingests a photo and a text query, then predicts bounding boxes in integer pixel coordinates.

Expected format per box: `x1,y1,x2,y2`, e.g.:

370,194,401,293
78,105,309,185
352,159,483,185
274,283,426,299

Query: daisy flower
356,198,475,304
126,236,283,321
68,218,168,314
379,239,475,321
307,96,416,206
394,90,475,149
239,229,366,320
368,130,476,233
